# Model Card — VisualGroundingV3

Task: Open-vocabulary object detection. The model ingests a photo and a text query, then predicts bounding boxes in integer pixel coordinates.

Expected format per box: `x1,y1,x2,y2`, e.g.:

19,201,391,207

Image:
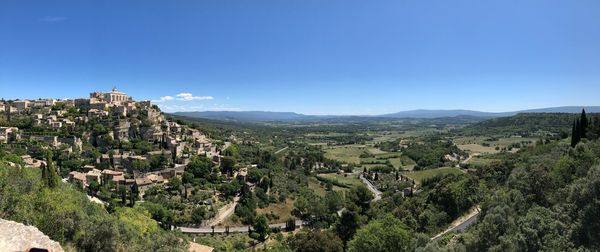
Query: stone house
113,120,131,142
85,169,102,185
69,171,87,187
12,100,30,111
0,127,20,143
101,169,124,184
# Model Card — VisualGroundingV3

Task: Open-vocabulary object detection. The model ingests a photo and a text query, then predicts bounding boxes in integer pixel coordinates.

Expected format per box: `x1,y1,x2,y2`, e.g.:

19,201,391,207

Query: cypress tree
571,119,581,147
41,162,49,185
581,109,588,138
44,151,59,188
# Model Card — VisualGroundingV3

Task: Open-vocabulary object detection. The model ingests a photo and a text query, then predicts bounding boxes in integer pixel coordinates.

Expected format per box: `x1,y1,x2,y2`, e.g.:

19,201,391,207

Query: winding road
359,174,382,201
431,206,481,241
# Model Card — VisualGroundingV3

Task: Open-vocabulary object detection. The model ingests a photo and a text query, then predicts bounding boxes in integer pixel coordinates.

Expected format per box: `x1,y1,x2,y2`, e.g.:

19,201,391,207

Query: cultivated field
316,173,363,188
324,146,368,164
402,167,463,184
454,136,538,154
308,177,348,196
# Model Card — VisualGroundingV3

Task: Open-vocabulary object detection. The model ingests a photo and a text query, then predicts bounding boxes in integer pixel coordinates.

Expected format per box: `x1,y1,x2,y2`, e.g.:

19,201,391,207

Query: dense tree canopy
348,215,414,252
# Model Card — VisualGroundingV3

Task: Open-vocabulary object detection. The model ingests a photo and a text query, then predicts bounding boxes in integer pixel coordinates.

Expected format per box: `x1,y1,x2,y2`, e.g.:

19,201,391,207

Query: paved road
453,211,479,232
274,146,289,154
431,206,481,241
359,174,382,201
178,220,305,234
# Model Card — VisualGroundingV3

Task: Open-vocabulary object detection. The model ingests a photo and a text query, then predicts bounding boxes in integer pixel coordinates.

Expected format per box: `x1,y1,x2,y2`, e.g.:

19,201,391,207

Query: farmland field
324,146,368,164
316,173,363,188
456,143,499,154
400,155,416,170
388,158,403,169
366,147,387,155
467,157,501,166
455,136,538,154
308,177,348,196
402,167,464,184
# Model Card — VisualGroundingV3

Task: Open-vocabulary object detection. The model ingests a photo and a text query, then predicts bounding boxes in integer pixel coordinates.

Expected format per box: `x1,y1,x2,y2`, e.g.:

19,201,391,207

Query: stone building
113,120,131,141
90,87,131,104
0,127,20,143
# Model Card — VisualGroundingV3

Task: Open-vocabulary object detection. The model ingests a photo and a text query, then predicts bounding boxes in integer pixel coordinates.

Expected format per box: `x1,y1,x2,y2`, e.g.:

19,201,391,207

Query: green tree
186,155,213,179
222,144,240,159
88,180,100,194
131,159,150,172
42,152,59,188
252,214,270,241
335,209,364,243
288,230,344,252
324,191,343,214
347,185,373,213
572,119,581,147
191,206,206,224
348,215,414,252
221,156,236,176
580,109,588,138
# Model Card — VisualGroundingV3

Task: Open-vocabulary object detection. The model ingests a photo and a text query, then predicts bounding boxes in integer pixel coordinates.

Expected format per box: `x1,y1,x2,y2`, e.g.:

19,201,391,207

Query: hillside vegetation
461,113,585,137
0,152,188,251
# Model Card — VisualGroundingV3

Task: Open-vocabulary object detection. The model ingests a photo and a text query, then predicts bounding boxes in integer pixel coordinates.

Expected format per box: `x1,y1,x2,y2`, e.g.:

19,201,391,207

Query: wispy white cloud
175,92,213,101
157,104,240,113
40,16,68,22
152,92,213,102
152,95,174,103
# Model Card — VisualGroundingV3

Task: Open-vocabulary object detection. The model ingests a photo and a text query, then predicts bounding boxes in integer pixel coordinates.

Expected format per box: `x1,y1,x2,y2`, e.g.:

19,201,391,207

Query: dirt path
461,153,479,164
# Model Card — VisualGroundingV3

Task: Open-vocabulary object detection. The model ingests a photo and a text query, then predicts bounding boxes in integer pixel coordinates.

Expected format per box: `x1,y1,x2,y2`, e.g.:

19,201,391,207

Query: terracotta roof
135,177,153,186
69,171,86,182
112,175,125,182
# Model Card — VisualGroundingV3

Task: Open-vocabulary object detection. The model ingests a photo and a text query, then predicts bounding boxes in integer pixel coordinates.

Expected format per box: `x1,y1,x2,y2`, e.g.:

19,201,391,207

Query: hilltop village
0,88,223,198
2,89,600,251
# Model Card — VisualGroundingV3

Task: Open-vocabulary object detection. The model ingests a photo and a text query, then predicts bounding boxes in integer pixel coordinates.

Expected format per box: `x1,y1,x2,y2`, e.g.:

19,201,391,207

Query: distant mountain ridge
172,111,330,122
172,106,600,122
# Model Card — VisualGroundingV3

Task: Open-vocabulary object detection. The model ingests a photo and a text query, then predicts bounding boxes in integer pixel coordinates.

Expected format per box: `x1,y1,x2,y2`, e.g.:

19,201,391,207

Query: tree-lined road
178,220,305,234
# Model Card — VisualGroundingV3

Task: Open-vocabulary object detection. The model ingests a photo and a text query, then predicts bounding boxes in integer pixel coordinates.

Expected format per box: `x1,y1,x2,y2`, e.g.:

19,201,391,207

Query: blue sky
1,0,599,115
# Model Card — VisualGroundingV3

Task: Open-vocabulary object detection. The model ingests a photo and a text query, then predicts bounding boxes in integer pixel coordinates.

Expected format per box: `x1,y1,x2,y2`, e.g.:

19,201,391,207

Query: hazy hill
379,109,510,118
172,106,600,122
461,112,599,136
173,111,316,122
